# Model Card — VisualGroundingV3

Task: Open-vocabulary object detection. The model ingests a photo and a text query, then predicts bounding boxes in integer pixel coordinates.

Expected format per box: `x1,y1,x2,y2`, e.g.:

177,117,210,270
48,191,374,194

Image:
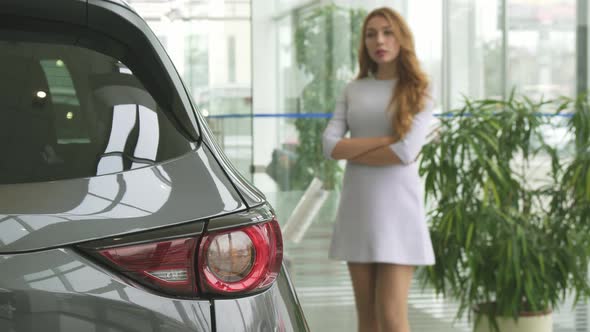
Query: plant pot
473,310,552,332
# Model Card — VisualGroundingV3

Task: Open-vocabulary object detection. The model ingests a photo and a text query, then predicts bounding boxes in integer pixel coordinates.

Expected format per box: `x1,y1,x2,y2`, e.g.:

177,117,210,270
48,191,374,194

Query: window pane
508,0,576,99
448,0,503,107
185,34,209,89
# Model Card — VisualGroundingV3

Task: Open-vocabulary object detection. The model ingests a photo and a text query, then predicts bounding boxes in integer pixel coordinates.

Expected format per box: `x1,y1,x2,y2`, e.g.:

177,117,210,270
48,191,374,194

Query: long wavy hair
356,7,430,139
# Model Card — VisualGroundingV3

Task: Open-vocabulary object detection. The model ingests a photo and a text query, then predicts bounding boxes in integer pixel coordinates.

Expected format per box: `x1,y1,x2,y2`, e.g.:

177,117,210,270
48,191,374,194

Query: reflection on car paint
214,269,309,332
0,248,211,331
0,148,243,251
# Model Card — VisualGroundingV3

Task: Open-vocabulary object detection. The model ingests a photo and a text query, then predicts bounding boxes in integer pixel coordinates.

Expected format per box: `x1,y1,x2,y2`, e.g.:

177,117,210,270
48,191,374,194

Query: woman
322,7,435,332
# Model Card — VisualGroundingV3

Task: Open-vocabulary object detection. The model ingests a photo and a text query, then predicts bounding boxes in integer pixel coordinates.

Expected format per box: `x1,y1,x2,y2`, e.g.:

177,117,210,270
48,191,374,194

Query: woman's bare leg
375,264,415,332
348,262,378,332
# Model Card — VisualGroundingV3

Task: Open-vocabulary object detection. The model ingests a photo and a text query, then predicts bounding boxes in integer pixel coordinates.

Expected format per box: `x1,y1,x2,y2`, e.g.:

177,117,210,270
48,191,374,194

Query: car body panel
201,127,266,209
213,267,310,332
0,248,212,331
206,203,274,232
0,148,245,254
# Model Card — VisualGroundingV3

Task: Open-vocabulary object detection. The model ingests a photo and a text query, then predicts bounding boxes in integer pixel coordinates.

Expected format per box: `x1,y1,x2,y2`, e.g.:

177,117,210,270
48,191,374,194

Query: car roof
99,0,136,12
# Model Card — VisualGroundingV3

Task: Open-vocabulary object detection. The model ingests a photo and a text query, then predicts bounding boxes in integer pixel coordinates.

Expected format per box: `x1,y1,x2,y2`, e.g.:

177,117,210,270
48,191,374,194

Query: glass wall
446,0,504,106
507,0,575,100
445,0,576,107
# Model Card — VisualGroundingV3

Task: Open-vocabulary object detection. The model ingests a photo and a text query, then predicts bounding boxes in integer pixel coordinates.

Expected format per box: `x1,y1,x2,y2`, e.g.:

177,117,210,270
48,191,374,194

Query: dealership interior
124,0,589,331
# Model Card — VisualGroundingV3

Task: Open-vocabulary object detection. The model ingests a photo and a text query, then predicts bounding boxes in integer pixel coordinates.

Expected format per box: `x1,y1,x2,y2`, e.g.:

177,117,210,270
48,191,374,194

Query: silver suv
0,0,309,331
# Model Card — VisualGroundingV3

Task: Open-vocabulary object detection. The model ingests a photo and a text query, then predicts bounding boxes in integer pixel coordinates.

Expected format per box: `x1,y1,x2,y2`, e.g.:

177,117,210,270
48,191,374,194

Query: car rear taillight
79,217,283,298
198,219,283,295
93,237,198,297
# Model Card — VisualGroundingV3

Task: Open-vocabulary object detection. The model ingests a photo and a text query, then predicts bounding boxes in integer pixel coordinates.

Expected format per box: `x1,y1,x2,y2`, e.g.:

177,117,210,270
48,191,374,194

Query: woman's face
364,15,400,66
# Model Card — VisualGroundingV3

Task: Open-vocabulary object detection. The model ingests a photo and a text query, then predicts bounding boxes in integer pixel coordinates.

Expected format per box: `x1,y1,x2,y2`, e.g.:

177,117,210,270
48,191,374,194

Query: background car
0,0,309,331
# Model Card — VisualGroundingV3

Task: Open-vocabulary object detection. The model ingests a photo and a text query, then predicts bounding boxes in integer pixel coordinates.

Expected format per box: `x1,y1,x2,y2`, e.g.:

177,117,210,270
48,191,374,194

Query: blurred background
125,0,585,330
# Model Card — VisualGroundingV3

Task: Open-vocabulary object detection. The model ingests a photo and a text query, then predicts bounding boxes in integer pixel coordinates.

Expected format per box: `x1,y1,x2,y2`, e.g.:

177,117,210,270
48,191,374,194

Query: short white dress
322,77,435,265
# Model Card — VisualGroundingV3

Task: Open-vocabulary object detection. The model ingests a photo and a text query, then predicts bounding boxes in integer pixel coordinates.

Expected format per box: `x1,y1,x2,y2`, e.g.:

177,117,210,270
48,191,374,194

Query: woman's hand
330,136,398,160
383,135,399,145
350,145,402,166
349,135,402,166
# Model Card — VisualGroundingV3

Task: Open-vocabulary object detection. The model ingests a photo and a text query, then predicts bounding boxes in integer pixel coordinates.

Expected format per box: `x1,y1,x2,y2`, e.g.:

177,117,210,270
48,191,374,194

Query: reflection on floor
273,191,586,332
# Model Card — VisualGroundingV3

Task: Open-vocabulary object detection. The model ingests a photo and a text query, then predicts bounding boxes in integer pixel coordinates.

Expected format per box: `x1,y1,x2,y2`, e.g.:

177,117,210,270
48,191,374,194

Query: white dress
322,77,435,265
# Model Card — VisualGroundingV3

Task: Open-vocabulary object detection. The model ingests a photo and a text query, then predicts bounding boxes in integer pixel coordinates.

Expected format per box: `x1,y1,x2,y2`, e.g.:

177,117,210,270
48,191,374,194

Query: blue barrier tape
435,112,573,118
206,112,573,119
207,113,332,119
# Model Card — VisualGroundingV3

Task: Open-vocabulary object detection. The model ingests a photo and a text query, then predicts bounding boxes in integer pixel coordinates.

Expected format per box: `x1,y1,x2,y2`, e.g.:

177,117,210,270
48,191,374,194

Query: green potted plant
418,92,590,332
561,93,590,250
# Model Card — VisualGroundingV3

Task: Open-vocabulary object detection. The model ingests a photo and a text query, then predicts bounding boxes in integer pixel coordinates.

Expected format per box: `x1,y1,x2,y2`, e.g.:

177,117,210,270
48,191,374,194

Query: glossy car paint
214,269,309,331
0,147,244,253
0,0,309,331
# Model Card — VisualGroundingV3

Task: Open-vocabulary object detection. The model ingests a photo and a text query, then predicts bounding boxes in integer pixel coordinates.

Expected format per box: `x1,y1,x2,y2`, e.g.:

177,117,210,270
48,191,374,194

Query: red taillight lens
96,237,198,297
79,215,283,298
198,219,283,295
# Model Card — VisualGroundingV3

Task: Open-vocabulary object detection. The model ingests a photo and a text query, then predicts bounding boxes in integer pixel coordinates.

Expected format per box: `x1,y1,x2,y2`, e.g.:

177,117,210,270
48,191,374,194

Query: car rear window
0,41,194,185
